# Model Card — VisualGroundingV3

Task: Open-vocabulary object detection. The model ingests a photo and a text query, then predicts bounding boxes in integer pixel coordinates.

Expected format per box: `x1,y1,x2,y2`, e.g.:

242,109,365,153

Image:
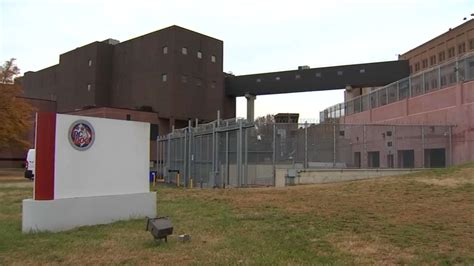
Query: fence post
215,125,220,187
272,123,276,186
396,81,400,101
363,125,367,168
392,125,396,168
408,76,412,98
244,126,248,187
212,123,216,187
465,57,469,81
304,122,308,169
155,136,161,180
237,119,243,187
438,65,441,89
167,134,171,183
188,120,193,188
183,130,187,187
333,123,336,167
421,125,425,168
455,60,460,83
225,121,229,186
449,125,453,167
422,71,426,94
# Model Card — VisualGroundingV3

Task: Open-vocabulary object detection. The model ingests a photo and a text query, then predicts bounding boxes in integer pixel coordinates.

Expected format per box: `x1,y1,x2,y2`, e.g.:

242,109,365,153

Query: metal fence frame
321,53,474,121
158,122,454,188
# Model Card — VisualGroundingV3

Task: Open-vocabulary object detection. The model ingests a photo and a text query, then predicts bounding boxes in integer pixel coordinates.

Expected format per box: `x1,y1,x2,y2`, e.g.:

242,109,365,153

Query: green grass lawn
0,164,473,265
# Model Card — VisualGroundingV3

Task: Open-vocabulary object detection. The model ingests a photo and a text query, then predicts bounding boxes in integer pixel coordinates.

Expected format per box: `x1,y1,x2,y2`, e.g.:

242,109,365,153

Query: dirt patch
413,168,474,187
328,233,414,264
417,177,474,187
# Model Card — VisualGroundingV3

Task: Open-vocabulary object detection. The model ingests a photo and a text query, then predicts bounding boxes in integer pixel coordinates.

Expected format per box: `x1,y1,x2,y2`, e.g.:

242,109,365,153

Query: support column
245,94,256,122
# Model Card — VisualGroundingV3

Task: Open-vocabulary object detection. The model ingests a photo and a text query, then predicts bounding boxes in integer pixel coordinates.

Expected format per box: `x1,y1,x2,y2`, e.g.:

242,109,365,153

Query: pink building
341,79,473,167
321,20,474,168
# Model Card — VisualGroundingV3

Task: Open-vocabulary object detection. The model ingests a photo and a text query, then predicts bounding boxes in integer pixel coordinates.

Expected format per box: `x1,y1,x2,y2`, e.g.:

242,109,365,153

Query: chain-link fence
157,121,453,188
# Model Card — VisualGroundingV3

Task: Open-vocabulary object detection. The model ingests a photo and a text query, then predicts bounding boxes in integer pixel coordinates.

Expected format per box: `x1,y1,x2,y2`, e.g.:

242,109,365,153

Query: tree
254,114,274,141
255,114,274,125
0,58,34,149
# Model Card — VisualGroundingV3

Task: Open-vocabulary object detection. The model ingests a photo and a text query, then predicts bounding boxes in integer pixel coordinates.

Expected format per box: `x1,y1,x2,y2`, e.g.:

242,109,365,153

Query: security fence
157,121,453,188
321,53,474,121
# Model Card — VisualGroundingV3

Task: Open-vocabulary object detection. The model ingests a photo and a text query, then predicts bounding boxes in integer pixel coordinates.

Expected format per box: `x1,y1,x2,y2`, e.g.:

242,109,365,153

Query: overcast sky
1,0,472,121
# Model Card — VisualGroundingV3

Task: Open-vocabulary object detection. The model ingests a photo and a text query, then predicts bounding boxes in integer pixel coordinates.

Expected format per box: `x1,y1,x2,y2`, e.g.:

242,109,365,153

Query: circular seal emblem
68,120,95,151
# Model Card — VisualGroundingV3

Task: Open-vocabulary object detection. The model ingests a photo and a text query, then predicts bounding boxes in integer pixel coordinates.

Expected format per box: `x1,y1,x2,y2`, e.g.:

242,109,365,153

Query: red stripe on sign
35,112,56,200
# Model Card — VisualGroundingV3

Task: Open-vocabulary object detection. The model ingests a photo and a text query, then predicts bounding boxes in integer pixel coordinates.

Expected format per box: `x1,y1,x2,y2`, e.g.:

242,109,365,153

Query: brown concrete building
14,25,236,168
22,25,236,135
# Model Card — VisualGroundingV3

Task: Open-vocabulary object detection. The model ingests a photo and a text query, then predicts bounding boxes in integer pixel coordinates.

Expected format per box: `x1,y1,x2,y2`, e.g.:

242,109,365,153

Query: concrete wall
275,168,418,187
218,164,415,187
224,164,274,187
23,113,155,232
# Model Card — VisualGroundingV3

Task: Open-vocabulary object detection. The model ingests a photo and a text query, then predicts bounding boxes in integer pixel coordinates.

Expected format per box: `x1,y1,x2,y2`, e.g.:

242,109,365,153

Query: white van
24,149,35,180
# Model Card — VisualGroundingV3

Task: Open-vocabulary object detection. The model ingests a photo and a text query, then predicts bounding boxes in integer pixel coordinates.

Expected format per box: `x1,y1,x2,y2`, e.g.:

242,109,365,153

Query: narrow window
211,55,216,62
211,81,216,88
448,47,455,58
458,43,466,54
438,51,445,62
337,70,343,76
162,74,167,82
196,78,202,86
256,78,261,83
126,114,131,120
163,46,168,54
87,84,91,91
197,51,202,59
182,47,188,55
422,59,428,68
470,39,474,50
295,74,301,80
88,59,92,67
181,75,187,83
415,63,420,71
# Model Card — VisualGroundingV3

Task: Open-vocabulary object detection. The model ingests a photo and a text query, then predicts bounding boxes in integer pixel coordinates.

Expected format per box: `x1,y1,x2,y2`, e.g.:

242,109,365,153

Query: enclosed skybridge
225,60,409,120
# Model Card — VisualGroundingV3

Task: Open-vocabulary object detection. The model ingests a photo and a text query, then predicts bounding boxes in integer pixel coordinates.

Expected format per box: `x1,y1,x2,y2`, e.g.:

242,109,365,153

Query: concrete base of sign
22,192,156,233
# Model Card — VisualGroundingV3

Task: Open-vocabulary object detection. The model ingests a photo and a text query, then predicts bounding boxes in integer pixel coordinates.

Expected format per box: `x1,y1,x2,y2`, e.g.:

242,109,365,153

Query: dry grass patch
328,233,415,264
416,168,474,187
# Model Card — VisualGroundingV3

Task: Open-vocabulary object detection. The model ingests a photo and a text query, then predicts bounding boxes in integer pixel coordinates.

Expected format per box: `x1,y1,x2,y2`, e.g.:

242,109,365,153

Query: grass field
0,164,473,265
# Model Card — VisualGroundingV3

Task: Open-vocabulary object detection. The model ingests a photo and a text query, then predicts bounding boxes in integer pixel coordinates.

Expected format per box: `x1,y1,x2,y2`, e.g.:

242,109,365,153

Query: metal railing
320,53,474,121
